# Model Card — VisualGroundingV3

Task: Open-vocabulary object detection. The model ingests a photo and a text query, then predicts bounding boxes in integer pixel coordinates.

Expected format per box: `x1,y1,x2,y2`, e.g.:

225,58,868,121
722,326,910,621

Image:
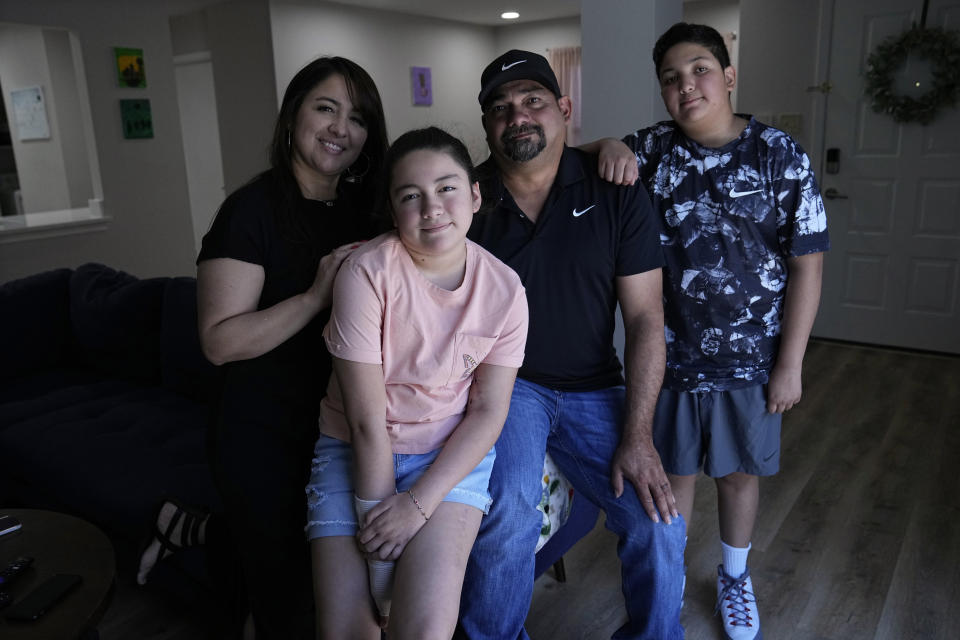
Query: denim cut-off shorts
305,434,495,540
653,384,782,478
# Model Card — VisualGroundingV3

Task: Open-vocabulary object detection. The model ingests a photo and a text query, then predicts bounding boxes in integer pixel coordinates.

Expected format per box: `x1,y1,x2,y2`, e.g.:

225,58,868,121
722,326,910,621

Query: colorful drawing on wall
10,86,50,141
115,47,146,88
120,99,153,139
411,67,432,106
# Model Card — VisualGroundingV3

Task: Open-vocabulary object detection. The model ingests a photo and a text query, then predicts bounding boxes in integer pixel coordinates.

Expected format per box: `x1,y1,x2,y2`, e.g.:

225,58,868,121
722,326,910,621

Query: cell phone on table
0,516,22,537
3,573,82,621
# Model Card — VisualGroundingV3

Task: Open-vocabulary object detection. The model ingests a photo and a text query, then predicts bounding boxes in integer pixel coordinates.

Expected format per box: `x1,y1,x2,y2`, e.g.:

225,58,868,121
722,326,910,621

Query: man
459,49,686,640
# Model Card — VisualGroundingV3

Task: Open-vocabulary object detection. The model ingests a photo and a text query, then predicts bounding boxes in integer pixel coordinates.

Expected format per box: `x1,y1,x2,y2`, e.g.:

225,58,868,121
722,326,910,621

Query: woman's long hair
267,56,389,249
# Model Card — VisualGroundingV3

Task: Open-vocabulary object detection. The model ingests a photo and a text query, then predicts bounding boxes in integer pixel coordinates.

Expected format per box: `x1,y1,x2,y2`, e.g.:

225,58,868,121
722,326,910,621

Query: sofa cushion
0,380,220,541
161,277,219,402
0,367,110,418
0,268,73,383
69,263,167,382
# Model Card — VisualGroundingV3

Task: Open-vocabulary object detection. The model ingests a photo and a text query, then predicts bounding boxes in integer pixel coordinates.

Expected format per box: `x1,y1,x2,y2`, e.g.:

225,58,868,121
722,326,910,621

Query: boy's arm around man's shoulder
579,137,639,186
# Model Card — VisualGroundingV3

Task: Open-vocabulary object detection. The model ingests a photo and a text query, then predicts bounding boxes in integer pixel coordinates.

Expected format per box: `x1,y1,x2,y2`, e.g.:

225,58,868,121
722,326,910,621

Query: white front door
815,0,960,354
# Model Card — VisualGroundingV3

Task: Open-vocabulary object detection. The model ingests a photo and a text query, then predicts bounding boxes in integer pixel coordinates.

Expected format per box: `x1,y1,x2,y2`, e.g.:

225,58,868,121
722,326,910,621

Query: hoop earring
344,152,371,183
286,130,292,152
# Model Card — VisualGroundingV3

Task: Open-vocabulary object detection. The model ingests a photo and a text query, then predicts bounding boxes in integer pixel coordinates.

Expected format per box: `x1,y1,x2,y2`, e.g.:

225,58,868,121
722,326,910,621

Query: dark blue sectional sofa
0,263,220,587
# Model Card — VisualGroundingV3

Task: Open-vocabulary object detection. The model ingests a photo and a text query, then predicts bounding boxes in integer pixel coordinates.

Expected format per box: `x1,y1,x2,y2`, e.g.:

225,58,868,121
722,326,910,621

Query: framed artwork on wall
115,47,146,88
120,99,153,139
411,66,432,106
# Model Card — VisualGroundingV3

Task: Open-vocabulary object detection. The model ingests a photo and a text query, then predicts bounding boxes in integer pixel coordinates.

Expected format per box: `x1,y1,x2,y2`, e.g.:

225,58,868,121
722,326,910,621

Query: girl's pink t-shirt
319,232,528,454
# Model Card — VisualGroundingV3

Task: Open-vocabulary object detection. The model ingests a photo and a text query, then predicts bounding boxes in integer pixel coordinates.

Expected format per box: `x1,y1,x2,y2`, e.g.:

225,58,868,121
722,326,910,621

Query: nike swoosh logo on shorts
502,60,526,70
573,205,597,217
729,188,763,198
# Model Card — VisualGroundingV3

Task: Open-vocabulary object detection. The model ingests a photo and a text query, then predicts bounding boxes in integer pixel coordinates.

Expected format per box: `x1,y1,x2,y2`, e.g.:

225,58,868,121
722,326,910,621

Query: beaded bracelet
407,489,429,521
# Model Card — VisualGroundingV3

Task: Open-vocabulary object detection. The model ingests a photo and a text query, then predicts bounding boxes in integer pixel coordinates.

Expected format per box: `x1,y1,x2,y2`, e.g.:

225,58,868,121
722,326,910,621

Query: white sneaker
716,565,761,640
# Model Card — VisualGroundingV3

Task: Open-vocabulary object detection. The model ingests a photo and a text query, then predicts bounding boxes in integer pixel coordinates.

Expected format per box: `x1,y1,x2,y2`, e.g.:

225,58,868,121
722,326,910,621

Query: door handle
823,188,848,200
806,81,833,94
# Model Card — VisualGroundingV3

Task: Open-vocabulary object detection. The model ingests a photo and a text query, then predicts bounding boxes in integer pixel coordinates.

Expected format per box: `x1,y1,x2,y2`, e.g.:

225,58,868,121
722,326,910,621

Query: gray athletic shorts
653,384,781,478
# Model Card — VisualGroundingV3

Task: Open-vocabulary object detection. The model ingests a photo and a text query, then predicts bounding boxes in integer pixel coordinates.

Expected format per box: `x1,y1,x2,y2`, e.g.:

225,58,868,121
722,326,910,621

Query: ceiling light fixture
501,11,520,20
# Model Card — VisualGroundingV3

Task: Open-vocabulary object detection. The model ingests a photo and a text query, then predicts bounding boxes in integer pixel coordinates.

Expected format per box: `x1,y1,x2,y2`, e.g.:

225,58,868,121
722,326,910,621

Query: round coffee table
0,509,115,639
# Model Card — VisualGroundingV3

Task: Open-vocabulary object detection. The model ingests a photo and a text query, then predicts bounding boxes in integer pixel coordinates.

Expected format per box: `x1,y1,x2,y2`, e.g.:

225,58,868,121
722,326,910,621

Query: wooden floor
526,339,960,639
96,340,960,639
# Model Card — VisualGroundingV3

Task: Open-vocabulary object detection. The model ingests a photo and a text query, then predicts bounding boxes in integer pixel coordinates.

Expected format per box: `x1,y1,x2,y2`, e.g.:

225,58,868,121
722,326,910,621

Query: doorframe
811,0,836,178
173,50,225,254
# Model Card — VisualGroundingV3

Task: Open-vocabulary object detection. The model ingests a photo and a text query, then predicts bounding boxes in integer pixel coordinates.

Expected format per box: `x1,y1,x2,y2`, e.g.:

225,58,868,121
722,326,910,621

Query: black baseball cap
478,49,562,109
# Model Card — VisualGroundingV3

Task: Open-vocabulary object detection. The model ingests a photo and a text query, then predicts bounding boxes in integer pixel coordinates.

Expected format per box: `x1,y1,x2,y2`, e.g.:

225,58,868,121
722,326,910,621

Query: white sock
354,496,394,618
721,540,751,579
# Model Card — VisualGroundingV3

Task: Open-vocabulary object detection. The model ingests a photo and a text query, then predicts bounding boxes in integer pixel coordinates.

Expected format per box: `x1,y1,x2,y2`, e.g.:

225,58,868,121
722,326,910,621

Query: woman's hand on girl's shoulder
355,492,428,561
307,240,366,311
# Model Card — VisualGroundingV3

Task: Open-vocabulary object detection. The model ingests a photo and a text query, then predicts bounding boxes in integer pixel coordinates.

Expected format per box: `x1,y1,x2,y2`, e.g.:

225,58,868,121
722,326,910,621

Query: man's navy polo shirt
468,146,663,391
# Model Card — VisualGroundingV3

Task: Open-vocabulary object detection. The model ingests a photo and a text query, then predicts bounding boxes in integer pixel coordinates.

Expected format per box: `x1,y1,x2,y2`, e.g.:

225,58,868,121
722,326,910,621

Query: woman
306,127,528,639
138,57,388,639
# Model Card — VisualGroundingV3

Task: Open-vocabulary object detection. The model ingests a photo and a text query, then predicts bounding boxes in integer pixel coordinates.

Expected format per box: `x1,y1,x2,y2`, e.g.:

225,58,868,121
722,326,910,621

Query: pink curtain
548,46,582,145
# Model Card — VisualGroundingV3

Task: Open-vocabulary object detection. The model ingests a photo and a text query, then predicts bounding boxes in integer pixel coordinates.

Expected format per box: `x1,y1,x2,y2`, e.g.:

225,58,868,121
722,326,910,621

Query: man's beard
500,124,546,162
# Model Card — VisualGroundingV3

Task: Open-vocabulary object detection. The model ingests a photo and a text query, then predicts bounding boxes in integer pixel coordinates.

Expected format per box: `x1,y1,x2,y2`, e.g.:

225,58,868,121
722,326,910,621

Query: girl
306,127,528,639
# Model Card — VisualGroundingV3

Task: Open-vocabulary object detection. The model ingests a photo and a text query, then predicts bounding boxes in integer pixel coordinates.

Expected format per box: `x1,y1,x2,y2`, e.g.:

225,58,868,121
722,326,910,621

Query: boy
587,22,829,640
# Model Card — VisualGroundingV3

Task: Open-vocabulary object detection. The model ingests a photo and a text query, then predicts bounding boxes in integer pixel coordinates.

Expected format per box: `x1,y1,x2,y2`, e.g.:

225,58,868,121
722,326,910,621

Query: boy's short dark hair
653,22,731,77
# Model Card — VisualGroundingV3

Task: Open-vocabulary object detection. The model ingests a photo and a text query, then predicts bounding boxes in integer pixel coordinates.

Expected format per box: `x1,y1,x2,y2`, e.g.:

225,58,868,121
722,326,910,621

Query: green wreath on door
864,25,960,125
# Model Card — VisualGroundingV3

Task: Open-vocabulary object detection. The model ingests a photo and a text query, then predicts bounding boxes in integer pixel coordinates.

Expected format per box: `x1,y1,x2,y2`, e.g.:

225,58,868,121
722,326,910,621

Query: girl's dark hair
267,56,389,248
652,22,731,77
374,127,477,230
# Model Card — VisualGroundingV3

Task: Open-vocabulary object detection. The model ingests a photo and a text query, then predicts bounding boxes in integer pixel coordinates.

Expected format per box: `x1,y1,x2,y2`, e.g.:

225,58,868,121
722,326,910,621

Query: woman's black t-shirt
198,172,374,442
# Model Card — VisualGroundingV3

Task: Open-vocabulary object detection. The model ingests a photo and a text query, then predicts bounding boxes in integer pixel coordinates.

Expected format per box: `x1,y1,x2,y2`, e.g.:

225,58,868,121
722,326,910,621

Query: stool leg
552,557,567,583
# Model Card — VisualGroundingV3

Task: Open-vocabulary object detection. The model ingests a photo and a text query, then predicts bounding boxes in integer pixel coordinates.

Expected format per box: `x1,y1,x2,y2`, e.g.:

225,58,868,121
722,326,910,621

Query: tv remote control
0,556,34,589
3,573,82,621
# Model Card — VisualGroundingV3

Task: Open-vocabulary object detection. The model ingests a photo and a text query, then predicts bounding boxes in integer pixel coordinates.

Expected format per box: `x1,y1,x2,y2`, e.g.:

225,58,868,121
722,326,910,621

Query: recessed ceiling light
501,11,520,20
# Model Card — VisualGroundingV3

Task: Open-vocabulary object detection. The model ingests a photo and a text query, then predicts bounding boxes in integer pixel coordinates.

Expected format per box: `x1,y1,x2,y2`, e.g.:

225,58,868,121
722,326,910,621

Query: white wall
0,0,206,281
736,0,826,154
270,0,495,164
494,16,581,58
206,0,277,192
580,0,681,141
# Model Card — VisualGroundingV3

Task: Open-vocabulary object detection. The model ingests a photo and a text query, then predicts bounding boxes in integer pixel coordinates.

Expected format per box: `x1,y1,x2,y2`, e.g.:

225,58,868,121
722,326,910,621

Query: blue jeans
458,378,686,640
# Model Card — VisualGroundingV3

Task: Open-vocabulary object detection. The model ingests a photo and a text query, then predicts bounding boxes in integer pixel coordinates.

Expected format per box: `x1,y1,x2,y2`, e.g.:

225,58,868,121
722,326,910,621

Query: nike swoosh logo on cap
729,188,763,198
502,60,526,70
573,205,596,217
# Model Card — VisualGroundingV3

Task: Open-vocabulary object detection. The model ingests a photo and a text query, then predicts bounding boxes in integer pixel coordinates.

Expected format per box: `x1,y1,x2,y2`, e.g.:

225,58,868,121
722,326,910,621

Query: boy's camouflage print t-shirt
623,117,830,392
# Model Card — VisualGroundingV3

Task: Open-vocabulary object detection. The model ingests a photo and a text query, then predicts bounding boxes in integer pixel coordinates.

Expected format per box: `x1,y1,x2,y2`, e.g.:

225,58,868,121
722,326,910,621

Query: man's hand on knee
610,439,679,525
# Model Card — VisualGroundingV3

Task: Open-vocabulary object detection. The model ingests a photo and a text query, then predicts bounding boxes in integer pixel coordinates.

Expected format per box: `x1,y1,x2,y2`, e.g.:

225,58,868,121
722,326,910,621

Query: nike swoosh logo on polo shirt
502,60,526,70
573,205,596,217
729,188,763,198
